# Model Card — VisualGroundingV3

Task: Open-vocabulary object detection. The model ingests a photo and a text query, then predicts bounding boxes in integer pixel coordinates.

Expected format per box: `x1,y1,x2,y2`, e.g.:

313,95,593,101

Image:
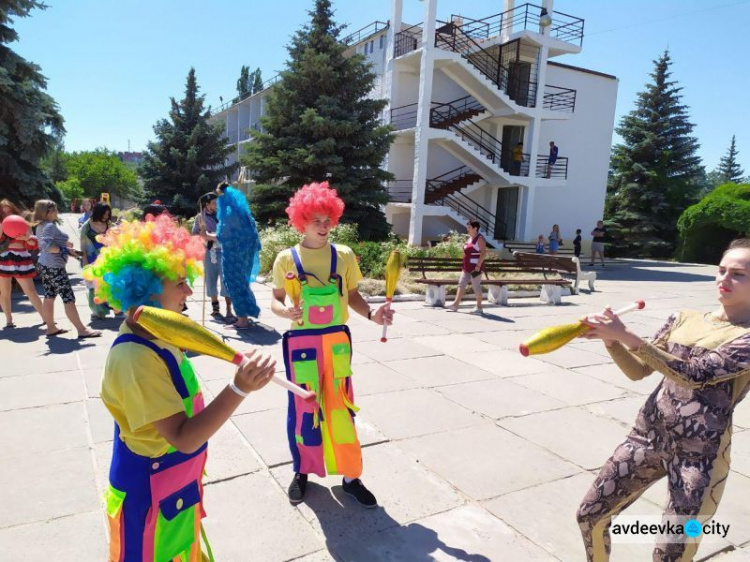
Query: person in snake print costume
576,238,750,561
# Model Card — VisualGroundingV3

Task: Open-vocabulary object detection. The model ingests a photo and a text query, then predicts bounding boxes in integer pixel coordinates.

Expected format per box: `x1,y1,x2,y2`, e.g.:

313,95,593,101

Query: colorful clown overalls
105,334,210,562
283,245,362,478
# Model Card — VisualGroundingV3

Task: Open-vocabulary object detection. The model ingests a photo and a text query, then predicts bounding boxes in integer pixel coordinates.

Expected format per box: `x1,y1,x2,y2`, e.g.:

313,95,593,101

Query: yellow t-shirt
101,323,186,457
272,243,363,325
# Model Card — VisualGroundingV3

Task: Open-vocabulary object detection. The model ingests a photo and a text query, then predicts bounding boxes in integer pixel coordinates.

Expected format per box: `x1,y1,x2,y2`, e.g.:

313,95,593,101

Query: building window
369,40,374,54
379,35,384,49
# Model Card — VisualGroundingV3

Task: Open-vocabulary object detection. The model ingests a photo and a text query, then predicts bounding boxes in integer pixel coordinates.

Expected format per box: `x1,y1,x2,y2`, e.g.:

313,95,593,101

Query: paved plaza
1,214,750,561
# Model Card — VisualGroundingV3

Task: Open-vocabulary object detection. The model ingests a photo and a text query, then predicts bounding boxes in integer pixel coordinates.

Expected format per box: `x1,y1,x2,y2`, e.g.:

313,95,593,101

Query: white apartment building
213,0,618,249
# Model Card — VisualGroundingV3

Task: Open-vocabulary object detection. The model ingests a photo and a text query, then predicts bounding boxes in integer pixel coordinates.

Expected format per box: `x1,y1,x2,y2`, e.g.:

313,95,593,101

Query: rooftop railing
215,73,281,114
342,20,389,46
449,3,584,47
394,22,423,57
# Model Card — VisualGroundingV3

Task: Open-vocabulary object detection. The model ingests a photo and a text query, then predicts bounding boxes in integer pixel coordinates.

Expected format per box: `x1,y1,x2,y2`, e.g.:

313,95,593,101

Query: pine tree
0,0,65,207
717,135,744,185
141,68,236,216
251,67,264,94
605,51,703,258
242,0,393,240
236,65,251,103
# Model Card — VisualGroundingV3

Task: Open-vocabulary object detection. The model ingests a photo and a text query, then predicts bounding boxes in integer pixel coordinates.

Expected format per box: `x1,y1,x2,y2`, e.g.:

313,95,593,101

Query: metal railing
394,23,423,57
429,190,496,238
448,4,584,47
543,85,576,112
215,73,281,114
390,103,419,130
430,95,485,128
536,155,569,179
435,23,539,108
426,165,482,198
342,20,389,46
387,180,413,203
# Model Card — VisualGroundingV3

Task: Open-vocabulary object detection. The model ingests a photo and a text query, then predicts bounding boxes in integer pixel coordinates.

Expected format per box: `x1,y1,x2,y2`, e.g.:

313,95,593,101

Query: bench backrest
406,256,549,279
513,252,577,274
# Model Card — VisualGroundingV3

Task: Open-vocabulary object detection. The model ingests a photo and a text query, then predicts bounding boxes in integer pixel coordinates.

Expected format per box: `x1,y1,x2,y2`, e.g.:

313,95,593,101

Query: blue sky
12,0,750,173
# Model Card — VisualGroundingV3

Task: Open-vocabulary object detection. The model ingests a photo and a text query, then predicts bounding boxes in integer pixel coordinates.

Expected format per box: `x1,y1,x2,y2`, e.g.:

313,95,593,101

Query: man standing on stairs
512,142,524,176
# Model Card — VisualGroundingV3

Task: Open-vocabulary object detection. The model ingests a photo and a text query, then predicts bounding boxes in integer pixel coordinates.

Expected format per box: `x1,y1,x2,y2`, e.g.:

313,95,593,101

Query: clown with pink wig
271,181,394,508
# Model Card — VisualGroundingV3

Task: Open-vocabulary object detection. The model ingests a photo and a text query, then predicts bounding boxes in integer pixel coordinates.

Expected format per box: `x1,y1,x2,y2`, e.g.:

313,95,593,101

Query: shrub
677,183,750,264
258,223,302,274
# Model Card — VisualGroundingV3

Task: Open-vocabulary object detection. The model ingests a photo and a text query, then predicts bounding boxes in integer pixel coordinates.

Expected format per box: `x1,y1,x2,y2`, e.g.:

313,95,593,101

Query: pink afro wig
286,181,345,233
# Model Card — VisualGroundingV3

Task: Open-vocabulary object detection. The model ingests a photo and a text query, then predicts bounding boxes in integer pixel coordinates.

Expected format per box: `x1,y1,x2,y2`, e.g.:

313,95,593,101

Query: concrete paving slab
733,399,750,430
350,362,421,396
572,363,662,396
86,397,114,444
0,352,81,378
437,378,566,419
498,408,631,470
510,369,627,407
204,420,262,483
0,369,84,411
533,345,614,369
386,355,496,387
0,510,108,561
0,402,89,460
0,447,100,528
732,431,750,479
333,503,555,561
356,339,441,363
81,367,103,398
270,442,464,544
398,423,581,500
202,472,323,562
204,376,287,415
356,388,484,440
449,349,552,378
585,395,645,427
412,334,503,355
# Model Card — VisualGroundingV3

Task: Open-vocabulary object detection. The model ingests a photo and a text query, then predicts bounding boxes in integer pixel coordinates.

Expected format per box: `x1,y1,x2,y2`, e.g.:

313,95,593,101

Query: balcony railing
449,3,584,47
536,155,569,179
342,20,389,46
429,190,496,238
543,85,576,112
394,23,423,57
387,180,413,203
390,103,419,130
430,95,485,128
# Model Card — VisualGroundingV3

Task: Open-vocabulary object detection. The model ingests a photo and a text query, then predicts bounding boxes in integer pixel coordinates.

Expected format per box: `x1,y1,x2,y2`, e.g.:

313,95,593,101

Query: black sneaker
288,473,307,505
342,478,377,508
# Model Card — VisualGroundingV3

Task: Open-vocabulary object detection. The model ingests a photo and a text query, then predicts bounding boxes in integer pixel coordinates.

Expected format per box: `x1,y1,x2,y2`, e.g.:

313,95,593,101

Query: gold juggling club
519,300,645,357
380,251,402,343
134,306,315,400
284,272,303,326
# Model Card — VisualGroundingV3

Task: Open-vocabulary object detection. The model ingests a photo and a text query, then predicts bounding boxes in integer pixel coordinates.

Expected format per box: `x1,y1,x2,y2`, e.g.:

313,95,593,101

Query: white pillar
408,0,438,246
501,0,515,43
383,0,403,178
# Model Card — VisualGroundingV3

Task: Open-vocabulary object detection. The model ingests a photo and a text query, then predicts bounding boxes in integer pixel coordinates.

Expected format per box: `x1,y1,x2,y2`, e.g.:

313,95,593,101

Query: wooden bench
407,256,573,306
512,252,596,294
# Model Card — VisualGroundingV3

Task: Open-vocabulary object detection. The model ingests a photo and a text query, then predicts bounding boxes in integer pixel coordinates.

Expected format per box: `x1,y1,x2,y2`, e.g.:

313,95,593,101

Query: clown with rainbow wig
84,214,276,560
271,181,394,508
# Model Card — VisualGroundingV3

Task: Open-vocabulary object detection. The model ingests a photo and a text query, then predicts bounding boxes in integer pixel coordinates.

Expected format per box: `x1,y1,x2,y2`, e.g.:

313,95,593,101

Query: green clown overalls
283,245,362,477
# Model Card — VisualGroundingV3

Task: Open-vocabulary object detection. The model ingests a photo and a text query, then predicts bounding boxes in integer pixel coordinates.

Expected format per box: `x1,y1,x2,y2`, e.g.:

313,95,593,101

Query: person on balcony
546,141,559,178
512,142,524,176
447,220,486,314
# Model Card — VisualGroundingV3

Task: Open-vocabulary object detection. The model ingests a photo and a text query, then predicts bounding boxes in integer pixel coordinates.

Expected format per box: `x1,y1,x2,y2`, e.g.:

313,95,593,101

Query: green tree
242,0,393,240
605,51,703,258
65,149,140,200
56,177,84,205
236,65,251,102
716,135,745,185
0,0,65,206
677,182,750,264
251,67,264,94
141,68,236,217
41,137,68,183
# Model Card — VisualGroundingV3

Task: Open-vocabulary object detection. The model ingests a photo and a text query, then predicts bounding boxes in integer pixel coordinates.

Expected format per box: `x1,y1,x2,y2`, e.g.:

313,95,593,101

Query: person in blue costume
216,181,261,330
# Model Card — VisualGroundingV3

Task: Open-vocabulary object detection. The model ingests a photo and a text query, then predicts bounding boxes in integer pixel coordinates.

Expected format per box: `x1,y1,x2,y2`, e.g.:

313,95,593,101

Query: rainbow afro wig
286,181,345,233
83,214,205,311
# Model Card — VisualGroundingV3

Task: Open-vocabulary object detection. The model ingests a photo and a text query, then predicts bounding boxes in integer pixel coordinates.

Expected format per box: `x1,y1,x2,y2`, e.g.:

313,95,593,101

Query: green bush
258,223,303,274
677,183,750,264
